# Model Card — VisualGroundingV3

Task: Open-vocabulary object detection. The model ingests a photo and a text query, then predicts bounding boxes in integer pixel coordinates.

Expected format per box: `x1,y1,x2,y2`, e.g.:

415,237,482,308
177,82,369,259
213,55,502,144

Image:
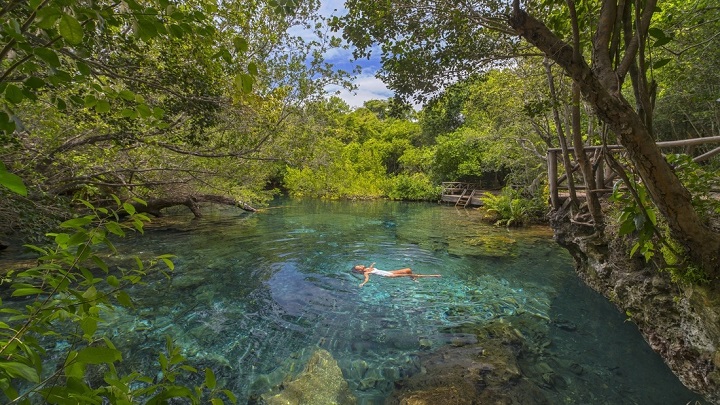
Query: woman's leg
390,268,413,275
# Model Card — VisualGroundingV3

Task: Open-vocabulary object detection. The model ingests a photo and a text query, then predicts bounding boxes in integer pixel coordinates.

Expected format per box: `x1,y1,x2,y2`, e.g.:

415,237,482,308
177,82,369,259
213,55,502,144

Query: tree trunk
543,58,579,209
508,5,720,277
133,194,257,218
571,82,603,226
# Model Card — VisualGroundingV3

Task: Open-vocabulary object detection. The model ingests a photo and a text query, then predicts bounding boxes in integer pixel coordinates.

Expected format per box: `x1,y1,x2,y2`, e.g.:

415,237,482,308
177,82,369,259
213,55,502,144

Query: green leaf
34,48,61,67
618,218,635,235
211,399,224,405
647,209,657,225
0,163,27,196
204,368,216,389
120,107,137,118
136,103,152,118
24,76,45,89
80,317,98,337
168,24,185,38
151,107,165,119
234,37,249,53
59,14,84,45
106,275,120,287
5,84,24,104
652,58,671,69
83,94,97,108
136,19,158,41
116,291,133,307
36,7,62,30
11,287,43,297
119,90,135,101
105,221,125,236
239,73,253,94
95,99,111,113
0,111,16,133
74,346,122,365
91,255,109,273
65,359,85,380
122,202,136,215
159,352,168,371
159,386,193,399
221,390,238,404
648,27,665,39
76,61,91,75
160,258,174,271
653,37,672,48
60,217,93,228
248,62,258,76
0,361,40,383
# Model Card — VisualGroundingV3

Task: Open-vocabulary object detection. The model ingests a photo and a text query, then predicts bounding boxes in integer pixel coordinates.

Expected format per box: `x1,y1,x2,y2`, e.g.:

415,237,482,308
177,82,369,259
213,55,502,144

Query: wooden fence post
548,149,560,209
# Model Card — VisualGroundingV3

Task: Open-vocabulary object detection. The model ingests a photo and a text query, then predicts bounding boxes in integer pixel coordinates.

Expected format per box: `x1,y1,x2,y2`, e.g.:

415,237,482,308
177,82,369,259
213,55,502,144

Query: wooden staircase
454,189,476,208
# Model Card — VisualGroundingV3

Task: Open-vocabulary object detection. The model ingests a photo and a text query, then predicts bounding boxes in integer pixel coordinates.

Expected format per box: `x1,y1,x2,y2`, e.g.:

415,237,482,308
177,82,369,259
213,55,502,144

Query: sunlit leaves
0,162,27,196
0,361,40,383
59,14,84,44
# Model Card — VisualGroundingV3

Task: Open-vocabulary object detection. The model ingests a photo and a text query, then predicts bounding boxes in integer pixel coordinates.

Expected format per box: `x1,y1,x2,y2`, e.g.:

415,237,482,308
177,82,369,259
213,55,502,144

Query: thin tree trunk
544,58,578,208
571,82,603,226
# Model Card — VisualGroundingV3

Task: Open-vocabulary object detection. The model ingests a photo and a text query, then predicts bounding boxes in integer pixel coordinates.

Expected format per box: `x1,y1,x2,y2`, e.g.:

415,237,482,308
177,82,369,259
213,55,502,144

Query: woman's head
352,265,367,273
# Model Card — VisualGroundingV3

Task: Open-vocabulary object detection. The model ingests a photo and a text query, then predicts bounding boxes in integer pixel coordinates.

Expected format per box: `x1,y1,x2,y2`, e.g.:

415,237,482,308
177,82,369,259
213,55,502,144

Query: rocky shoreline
552,219,720,404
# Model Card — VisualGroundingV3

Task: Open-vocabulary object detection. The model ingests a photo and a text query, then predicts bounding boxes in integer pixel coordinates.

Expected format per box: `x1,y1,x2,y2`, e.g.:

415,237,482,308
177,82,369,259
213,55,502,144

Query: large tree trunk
508,5,720,276
133,194,257,218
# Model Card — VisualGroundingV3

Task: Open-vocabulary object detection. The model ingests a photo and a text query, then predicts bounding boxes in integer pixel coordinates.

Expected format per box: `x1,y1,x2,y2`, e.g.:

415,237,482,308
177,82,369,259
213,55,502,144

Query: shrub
386,173,441,201
480,187,546,227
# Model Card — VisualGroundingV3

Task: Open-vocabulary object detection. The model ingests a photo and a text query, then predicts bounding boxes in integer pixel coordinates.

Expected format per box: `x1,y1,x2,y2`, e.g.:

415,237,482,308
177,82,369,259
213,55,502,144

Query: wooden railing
547,136,720,210
441,182,482,197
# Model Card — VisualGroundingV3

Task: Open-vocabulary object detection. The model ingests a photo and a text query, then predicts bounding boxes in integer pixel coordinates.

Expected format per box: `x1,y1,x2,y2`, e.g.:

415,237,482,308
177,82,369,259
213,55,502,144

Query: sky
310,0,395,109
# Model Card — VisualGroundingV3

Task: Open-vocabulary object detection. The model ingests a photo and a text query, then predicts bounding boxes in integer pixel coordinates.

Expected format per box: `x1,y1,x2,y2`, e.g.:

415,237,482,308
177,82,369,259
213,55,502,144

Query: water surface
100,199,704,403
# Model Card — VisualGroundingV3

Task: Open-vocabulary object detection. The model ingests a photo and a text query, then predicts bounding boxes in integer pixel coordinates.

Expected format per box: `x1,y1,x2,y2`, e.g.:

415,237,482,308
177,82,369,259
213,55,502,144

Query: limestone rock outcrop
553,219,720,404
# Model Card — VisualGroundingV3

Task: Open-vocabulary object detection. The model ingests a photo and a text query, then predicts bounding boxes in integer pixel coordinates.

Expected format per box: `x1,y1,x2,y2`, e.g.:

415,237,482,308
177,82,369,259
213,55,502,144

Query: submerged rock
387,321,549,405
261,348,356,405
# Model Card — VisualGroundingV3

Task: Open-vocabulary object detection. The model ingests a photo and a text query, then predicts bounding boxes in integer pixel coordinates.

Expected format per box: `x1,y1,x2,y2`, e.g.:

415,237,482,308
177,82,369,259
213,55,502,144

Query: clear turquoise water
86,199,704,403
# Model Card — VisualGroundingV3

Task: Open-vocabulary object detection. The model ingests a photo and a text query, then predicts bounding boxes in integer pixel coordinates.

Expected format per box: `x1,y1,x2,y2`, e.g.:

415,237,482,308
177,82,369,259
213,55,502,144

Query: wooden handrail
547,136,720,152
547,136,720,211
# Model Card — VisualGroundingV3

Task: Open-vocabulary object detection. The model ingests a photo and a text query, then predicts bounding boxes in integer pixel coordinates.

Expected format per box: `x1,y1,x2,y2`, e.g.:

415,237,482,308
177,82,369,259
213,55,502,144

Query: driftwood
134,194,257,218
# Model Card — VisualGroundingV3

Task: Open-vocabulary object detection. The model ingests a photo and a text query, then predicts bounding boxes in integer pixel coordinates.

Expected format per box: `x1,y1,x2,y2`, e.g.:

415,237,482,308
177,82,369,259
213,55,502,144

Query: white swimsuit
369,268,395,277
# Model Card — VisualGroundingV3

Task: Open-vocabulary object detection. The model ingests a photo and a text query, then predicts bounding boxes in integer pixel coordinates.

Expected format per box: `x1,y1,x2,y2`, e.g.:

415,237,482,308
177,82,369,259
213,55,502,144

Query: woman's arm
359,272,370,287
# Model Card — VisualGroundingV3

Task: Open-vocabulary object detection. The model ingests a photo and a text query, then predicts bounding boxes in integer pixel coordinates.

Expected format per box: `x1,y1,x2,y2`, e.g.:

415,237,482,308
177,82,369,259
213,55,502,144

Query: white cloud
326,71,393,109
286,1,397,109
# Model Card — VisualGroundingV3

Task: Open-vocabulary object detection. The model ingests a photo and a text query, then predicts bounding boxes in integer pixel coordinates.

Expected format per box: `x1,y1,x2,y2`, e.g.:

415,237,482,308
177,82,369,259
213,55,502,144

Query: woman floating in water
352,262,441,287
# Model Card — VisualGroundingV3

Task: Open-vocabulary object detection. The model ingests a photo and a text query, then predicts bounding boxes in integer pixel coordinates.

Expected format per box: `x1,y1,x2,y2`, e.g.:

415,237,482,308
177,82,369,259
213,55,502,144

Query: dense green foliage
283,99,440,201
